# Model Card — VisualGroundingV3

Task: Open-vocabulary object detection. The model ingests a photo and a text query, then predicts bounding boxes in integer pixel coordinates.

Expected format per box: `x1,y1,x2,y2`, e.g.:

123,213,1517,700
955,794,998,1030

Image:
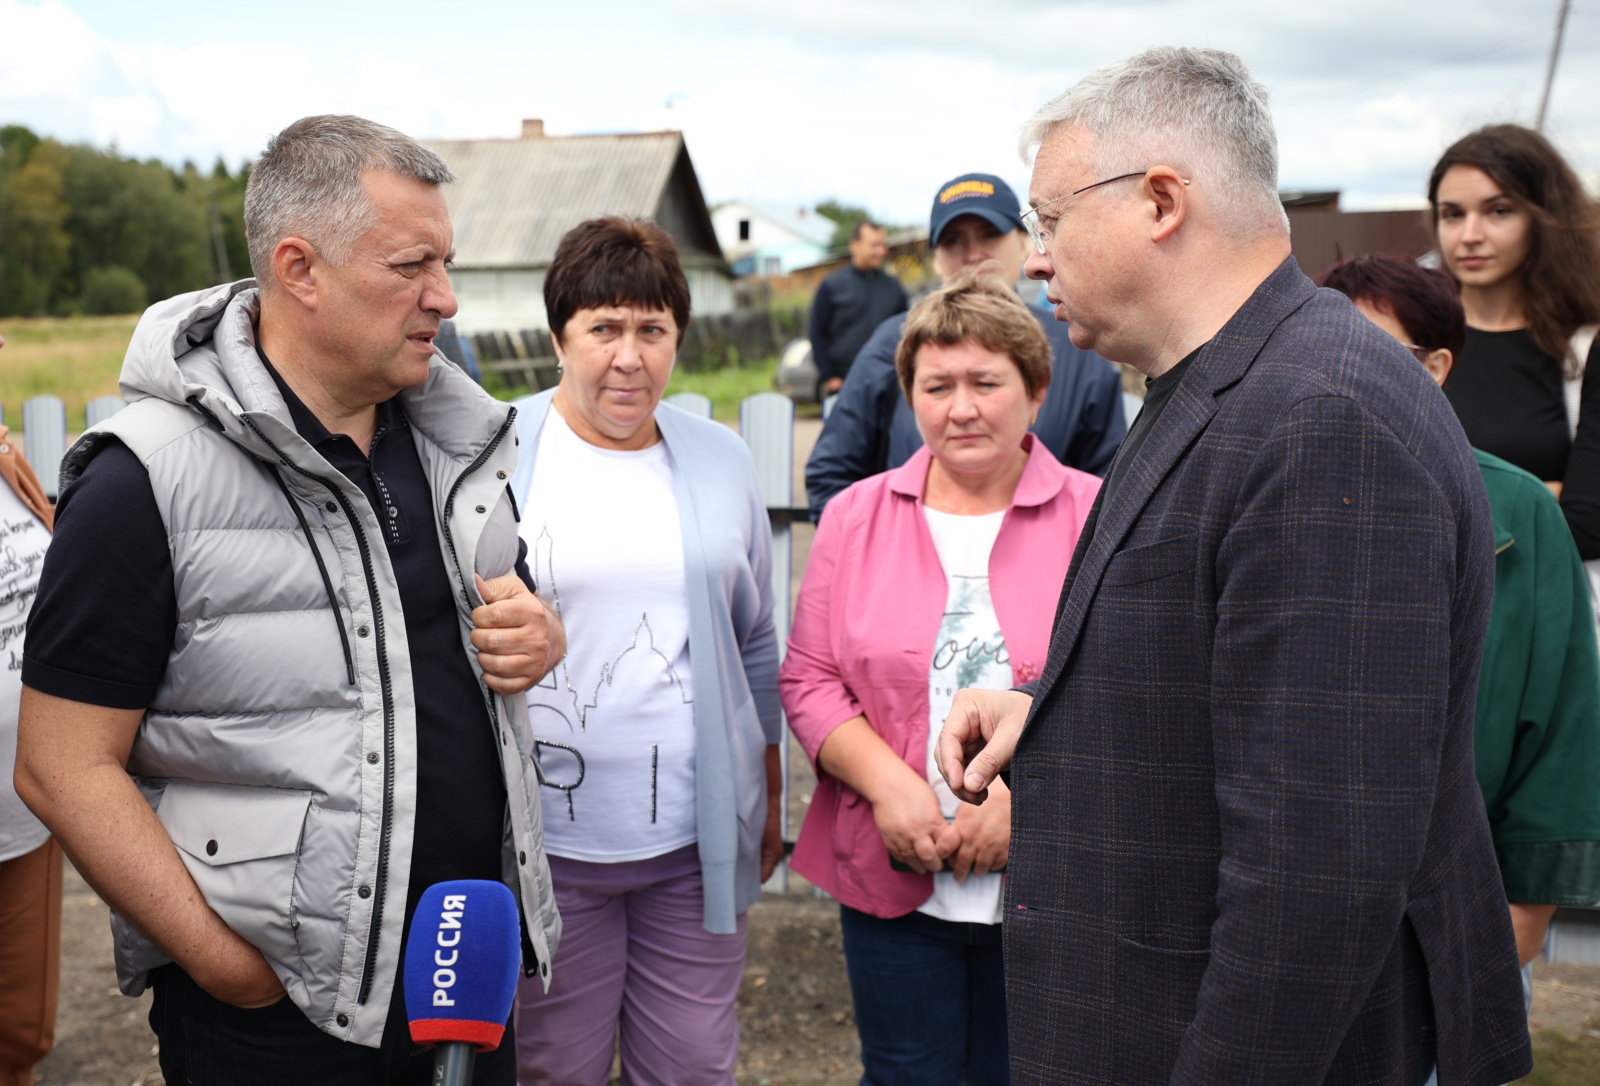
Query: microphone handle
432,1041,477,1086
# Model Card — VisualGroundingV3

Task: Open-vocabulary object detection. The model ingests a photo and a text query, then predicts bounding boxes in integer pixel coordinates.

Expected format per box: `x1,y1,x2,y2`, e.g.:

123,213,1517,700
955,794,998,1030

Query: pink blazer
780,435,1100,917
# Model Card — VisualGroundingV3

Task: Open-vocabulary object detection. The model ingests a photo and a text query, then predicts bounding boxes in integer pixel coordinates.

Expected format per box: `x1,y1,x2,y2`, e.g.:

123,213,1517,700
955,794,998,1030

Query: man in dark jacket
938,48,1530,1086
805,173,1125,520
807,220,907,394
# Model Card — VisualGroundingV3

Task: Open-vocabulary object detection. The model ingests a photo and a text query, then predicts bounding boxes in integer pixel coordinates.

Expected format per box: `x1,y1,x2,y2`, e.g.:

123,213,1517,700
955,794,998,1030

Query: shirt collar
887,432,1067,508
254,335,405,448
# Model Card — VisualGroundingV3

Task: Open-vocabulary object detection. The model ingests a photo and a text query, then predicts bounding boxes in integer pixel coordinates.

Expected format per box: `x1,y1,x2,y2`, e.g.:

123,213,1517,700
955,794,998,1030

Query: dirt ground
35,855,1600,1086
35,860,859,1086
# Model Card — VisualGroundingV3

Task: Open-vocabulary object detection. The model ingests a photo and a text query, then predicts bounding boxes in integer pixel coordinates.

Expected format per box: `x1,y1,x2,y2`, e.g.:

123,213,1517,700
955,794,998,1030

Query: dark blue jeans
148,964,515,1085
839,904,1009,1086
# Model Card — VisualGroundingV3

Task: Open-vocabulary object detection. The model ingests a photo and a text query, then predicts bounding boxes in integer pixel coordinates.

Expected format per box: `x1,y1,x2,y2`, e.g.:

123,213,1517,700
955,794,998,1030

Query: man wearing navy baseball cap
805,172,1127,519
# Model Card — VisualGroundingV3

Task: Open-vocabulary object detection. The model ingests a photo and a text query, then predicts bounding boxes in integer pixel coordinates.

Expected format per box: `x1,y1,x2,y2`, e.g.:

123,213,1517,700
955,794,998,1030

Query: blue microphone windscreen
404,879,521,1050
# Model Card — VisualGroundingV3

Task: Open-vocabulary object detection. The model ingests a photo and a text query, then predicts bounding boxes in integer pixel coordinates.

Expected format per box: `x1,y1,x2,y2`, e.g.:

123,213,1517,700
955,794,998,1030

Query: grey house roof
427,131,726,271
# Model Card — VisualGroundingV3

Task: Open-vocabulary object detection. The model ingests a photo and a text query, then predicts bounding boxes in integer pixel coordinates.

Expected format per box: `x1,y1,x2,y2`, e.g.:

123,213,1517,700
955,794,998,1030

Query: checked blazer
1004,259,1533,1085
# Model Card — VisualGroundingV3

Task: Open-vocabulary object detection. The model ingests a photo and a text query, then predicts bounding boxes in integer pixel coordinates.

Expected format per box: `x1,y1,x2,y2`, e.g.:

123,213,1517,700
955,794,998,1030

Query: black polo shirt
25,354,520,929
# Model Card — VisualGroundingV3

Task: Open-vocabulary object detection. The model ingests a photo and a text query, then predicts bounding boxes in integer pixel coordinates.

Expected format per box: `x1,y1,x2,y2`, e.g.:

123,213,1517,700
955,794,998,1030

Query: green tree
0,129,72,316
0,124,253,315
60,144,210,306
82,265,147,314
815,199,875,250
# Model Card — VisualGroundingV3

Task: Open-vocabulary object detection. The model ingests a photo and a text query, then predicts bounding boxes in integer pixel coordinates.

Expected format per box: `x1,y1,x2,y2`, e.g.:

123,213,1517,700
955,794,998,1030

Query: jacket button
205,839,218,856
501,730,508,745
367,752,380,764
475,505,486,514
496,471,507,480
325,501,338,513
518,851,527,865
357,626,370,638
358,885,371,899
336,1013,349,1027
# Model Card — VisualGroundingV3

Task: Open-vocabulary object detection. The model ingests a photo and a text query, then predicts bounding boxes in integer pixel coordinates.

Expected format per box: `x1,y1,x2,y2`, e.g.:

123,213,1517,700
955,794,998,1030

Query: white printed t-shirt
521,407,697,862
920,506,1008,925
0,480,51,861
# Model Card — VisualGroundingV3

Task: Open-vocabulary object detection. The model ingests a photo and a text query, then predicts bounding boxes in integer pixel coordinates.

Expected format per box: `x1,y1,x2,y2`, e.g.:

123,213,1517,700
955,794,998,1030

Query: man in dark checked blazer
937,48,1532,1086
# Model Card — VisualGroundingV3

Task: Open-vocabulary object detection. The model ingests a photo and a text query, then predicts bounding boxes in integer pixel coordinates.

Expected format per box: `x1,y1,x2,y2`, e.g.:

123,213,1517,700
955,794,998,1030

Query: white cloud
1,0,1595,220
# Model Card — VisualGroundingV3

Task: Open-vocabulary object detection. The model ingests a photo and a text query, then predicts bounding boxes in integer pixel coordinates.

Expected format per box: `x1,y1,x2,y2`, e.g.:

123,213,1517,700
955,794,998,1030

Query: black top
808,264,909,382
1443,328,1571,482
25,355,523,927
1100,346,1200,508
1443,327,1600,560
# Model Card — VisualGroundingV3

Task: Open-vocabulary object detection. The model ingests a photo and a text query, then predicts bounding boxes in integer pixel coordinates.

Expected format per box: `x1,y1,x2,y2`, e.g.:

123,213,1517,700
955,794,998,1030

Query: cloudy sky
2,0,1596,223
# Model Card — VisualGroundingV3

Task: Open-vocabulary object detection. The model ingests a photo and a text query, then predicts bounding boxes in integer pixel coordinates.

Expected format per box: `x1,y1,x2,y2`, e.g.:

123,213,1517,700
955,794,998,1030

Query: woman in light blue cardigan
509,217,782,1086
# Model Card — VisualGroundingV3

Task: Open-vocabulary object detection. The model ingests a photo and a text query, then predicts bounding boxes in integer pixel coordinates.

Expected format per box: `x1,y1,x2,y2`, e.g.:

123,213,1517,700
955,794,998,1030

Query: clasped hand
471,573,566,693
874,766,1010,881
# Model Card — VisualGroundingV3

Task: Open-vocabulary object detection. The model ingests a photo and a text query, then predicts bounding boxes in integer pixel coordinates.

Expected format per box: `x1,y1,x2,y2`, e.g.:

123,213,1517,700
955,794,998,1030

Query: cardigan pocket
1111,935,1210,1080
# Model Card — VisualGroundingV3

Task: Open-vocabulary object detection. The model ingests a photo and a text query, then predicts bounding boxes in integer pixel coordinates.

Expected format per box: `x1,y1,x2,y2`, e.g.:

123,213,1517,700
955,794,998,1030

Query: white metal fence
15,393,127,501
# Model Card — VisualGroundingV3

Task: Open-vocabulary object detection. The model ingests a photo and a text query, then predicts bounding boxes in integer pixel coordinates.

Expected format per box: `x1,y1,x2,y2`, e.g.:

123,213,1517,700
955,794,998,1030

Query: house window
738,219,751,241
764,257,781,276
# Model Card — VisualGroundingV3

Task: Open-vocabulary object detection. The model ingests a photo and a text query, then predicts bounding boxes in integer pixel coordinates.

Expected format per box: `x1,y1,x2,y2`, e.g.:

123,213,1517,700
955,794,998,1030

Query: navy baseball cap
928,173,1025,246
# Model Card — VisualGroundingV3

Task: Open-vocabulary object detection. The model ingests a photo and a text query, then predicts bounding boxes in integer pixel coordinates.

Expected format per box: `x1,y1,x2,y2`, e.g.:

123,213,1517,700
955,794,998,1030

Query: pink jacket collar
886,433,1068,508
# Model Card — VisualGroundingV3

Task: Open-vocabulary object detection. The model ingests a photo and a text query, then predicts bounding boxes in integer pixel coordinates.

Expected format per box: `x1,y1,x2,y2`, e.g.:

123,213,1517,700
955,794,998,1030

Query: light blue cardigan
509,389,782,933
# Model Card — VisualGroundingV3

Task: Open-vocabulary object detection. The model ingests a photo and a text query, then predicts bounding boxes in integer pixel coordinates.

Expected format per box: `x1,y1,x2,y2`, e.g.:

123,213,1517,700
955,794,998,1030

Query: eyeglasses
1021,171,1191,254
1403,343,1433,363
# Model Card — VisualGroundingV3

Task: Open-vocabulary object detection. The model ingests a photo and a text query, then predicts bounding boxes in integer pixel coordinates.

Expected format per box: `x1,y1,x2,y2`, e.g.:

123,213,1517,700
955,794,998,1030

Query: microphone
404,879,522,1086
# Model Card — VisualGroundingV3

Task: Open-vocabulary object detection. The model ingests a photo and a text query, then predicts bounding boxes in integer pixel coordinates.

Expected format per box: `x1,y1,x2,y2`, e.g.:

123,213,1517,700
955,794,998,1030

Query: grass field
0,314,137,432
665,357,787,419
0,316,795,430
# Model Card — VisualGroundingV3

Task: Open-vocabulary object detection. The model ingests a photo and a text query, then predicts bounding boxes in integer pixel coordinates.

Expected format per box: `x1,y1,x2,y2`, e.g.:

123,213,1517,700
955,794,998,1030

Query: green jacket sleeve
1477,457,1600,905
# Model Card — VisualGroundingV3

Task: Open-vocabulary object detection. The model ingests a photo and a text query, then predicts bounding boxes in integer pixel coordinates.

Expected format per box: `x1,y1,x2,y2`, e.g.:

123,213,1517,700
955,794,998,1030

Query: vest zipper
436,412,535,963
438,410,517,733
439,410,516,613
236,413,396,1008
270,468,356,684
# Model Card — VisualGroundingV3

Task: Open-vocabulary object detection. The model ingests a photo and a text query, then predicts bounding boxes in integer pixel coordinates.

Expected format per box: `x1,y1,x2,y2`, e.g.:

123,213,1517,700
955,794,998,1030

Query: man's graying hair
244,115,455,284
1020,47,1288,237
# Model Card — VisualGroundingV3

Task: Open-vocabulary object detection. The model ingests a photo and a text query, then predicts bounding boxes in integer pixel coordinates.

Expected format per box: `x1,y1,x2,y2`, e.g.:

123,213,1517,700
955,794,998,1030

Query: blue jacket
1008,259,1531,1085
509,390,782,934
804,302,1125,520
808,264,908,382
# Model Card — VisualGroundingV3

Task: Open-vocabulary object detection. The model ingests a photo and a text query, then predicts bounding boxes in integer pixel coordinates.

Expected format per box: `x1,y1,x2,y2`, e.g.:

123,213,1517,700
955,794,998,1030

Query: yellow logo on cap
939,180,995,204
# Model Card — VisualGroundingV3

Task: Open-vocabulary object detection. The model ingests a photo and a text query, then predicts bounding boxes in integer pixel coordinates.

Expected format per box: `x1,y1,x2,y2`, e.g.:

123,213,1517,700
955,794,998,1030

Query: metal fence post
85,395,126,429
740,392,806,893
663,391,714,419
22,395,67,501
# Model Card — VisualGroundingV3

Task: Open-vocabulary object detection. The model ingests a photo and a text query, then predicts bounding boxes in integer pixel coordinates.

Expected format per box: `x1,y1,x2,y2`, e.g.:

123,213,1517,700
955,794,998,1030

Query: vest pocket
157,781,313,973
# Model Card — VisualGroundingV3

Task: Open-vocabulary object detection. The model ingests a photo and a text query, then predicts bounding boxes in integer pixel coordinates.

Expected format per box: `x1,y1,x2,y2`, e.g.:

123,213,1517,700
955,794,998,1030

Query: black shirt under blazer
1007,259,1532,1085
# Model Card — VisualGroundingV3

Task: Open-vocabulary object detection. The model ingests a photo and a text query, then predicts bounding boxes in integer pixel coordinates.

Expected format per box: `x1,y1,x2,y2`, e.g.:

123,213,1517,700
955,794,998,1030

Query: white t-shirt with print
520,408,697,862
0,481,51,862
919,506,1009,925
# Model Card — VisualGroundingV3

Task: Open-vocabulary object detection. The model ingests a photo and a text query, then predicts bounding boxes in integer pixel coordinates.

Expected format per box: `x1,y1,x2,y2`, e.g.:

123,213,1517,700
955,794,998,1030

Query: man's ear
1145,168,1190,243
271,236,321,308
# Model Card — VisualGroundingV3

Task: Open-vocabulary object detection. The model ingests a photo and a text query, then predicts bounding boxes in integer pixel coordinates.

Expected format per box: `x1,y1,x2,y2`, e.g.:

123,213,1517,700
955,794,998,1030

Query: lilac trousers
514,844,747,1086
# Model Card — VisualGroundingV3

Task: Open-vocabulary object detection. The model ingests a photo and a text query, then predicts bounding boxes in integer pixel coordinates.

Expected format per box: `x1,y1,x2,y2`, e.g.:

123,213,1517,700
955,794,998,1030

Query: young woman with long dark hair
1428,124,1600,555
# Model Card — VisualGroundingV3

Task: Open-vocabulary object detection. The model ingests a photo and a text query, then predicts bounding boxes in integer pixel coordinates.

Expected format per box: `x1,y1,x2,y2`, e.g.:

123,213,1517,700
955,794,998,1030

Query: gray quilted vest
63,282,560,1047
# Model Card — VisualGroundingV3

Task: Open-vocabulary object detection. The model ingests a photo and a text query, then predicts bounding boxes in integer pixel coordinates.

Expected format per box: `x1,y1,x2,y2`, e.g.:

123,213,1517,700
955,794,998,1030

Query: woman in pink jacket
780,268,1100,1086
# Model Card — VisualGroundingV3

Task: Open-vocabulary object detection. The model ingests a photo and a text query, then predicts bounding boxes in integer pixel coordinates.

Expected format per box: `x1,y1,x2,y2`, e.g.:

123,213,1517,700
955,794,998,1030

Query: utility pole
1535,0,1572,131
206,187,232,285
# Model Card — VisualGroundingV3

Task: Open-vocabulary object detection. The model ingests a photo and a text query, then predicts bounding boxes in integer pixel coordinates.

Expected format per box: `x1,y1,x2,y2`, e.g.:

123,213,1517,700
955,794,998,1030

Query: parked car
775,337,821,404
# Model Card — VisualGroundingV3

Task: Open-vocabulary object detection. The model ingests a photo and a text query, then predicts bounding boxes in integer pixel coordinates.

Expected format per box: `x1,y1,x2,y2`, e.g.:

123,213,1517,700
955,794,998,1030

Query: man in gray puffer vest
15,116,564,1085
